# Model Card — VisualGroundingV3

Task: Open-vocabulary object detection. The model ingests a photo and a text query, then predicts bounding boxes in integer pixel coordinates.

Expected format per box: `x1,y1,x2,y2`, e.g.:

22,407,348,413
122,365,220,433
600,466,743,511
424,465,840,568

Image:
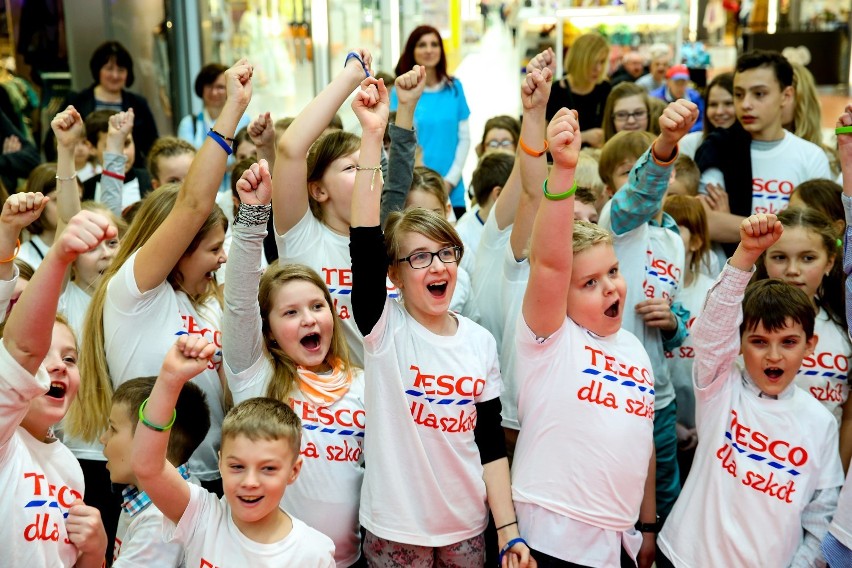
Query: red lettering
57,485,82,508
24,472,46,495
742,470,796,503
753,178,795,195
803,352,850,372
24,513,60,542
728,410,808,465
409,365,486,397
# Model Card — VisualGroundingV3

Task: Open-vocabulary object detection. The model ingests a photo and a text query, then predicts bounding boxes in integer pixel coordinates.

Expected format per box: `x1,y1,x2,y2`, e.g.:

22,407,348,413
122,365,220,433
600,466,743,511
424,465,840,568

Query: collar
122,463,190,517
740,368,795,400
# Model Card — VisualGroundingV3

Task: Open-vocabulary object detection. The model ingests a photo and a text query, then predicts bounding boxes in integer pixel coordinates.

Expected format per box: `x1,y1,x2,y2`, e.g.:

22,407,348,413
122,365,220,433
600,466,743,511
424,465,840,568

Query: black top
546,79,612,131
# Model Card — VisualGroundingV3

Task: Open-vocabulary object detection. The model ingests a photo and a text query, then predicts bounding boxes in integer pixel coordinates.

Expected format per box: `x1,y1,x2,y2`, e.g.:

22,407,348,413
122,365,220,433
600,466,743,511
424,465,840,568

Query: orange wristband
0,239,20,263
519,137,549,157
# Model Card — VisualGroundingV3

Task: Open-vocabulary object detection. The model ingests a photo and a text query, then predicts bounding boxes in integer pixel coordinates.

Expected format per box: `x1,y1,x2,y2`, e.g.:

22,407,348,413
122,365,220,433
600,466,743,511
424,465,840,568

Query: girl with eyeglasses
348,76,532,568
602,82,653,143
476,115,521,157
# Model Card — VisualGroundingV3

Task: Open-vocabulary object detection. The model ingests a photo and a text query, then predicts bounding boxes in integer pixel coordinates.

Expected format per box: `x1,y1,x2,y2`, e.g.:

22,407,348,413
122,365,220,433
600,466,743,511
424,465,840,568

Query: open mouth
604,300,620,318
300,333,321,351
46,381,67,399
427,281,448,298
764,367,784,381
238,496,263,504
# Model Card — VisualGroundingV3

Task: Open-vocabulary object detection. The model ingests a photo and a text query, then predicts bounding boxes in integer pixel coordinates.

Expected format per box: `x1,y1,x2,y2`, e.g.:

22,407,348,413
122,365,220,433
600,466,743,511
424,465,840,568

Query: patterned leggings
363,531,486,568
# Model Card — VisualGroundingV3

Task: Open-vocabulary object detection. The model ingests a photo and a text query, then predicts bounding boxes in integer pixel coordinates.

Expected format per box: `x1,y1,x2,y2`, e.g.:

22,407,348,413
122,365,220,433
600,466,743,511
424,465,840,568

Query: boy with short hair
81,109,153,213
101,376,210,567
659,213,844,566
131,336,335,567
696,50,832,243
147,137,197,189
598,130,656,200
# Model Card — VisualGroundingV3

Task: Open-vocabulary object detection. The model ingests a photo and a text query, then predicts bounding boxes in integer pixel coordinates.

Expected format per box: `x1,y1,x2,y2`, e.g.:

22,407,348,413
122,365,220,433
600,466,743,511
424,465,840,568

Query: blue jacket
650,85,704,133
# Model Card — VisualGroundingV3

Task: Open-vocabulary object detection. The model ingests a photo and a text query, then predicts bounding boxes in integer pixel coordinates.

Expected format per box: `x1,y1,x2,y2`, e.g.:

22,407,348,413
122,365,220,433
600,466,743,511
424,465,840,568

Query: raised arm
5,210,116,374
272,49,372,235
837,106,852,346
380,65,425,226
97,109,135,217
51,106,85,231
510,64,552,260
223,159,273,375
131,336,217,524
522,108,582,338
248,112,276,167
133,59,252,293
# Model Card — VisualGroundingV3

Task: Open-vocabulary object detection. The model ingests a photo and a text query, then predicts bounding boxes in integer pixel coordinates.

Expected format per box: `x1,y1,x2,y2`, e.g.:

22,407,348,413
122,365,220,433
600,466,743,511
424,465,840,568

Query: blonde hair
222,397,302,458
663,195,709,273
573,220,612,254
575,153,605,201
306,130,361,221
258,263,352,403
385,207,464,267
147,137,196,181
598,130,655,190
789,63,840,177
565,33,609,86
407,167,448,210
66,185,228,441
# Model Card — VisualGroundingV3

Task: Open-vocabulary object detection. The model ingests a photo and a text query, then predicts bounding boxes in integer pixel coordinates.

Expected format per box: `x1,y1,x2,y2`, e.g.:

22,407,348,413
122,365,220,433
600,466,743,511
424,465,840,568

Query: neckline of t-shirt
751,132,787,152
225,504,302,552
402,302,463,342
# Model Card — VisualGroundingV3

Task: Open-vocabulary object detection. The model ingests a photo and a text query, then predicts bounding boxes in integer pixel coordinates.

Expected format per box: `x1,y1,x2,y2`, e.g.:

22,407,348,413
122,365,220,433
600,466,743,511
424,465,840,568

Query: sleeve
0,338,50,451
380,123,417,227
101,152,128,216
105,251,169,315
473,397,507,464
162,482,208,545
828,458,852,557
790,486,840,568
349,225,390,336
608,144,678,235
0,264,18,324
113,510,184,568
691,262,753,393
699,167,726,194
662,301,690,352
223,221,268,376
443,119,470,187
823,532,852,568
843,195,852,342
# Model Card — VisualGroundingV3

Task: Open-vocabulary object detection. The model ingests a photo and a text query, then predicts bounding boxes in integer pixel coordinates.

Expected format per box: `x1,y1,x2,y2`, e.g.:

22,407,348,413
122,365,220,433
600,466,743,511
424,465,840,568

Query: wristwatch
635,515,661,534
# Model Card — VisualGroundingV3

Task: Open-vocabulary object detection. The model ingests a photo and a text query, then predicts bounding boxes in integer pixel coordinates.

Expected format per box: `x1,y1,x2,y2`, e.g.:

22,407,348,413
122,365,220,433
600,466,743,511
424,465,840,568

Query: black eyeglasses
397,246,461,269
613,109,648,122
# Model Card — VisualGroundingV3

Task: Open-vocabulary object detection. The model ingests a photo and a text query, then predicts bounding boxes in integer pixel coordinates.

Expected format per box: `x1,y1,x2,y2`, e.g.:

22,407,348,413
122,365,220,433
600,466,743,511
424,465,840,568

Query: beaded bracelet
345,51,370,78
207,129,234,155
497,537,528,567
355,165,383,191
234,203,272,227
836,126,852,135
55,173,77,182
542,179,578,201
138,398,177,432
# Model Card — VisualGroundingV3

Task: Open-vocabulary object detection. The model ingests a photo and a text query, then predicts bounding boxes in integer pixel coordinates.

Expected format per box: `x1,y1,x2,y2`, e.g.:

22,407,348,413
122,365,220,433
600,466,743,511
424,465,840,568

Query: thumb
259,159,272,185
542,67,553,82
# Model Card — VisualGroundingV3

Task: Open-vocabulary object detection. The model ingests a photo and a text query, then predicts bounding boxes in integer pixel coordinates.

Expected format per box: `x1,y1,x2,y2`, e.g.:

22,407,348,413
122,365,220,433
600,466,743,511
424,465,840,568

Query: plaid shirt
121,463,191,518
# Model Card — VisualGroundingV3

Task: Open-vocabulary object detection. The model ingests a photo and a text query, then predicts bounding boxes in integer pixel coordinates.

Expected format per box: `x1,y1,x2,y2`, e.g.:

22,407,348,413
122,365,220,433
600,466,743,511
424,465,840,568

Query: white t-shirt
795,308,851,427
113,503,184,567
471,207,511,341
18,235,50,270
700,131,833,215
450,265,478,321
226,356,365,568
275,210,400,367
103,250,225,480
0,340,85,567
57,281,91,340
678,131,704,159
164,483,335,567
665,272,715,429
499,244,529,430
658,375,845,566
512,315,655,552
360,296,502,547
455,207,485,274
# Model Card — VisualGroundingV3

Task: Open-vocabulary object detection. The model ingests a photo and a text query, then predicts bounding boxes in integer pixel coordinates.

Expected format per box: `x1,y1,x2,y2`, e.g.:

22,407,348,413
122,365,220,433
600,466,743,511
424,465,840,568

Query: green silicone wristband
542,179,578,201
836,126,852,135
138,398,176,432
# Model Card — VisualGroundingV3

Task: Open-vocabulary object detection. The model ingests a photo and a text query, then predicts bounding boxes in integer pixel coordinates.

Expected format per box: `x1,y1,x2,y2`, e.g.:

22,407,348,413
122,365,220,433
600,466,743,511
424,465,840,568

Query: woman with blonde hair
545,32,612,148
784,63,840,177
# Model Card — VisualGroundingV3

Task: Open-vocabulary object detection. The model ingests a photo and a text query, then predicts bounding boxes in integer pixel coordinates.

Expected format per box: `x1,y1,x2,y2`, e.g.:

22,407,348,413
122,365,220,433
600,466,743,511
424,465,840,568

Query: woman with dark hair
392,25,471,218
54,41,159,167
178,63,251,149
679,72,735,158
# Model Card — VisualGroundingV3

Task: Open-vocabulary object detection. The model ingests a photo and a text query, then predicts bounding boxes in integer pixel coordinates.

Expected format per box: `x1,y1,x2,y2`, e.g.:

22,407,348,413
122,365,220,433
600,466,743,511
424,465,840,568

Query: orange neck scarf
296,358,352,407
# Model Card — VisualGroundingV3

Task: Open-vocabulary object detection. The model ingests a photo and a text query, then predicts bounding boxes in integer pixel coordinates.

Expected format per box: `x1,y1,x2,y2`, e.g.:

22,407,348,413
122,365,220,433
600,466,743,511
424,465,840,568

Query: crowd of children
2,35,852,568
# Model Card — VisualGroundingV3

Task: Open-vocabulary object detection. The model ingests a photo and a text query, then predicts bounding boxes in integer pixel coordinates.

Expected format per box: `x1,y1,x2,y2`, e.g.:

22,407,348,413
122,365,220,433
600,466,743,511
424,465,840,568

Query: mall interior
2,0,850,186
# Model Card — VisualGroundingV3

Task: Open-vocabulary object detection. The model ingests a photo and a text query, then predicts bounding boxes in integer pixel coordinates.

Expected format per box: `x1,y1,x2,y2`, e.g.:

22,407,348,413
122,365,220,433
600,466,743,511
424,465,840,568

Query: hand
50,105,85,149
635,297,677,331
235,159,273,205
225,58,254,109
697,183,729,213
837,104,852,164
739,213,783,255
248,111,275,149
657,99,699,156
521,66,553,112
345,48,373,78
352,76,389,135
501,541,534,568
54,210,118,265
106,109,135,150
65,499,107,557
676,422,698,451
581,127,604,148
395,65,426,107
637,532,656,568
161,335,218,383
2,135,20,154
527,47,557,76
0,192,48,233
547,108,582,169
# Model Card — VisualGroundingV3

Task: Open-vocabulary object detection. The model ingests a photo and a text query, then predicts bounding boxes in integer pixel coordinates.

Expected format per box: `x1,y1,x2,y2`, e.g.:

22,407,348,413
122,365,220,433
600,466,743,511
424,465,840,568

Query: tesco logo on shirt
801,351,849,372
410,364,486,397
752,178,794,195
290,399,366,430
729,409,808,467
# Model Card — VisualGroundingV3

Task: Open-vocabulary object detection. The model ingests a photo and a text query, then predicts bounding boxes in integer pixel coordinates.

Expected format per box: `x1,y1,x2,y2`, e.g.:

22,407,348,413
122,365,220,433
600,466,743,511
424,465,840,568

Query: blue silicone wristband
207,129,233,155
497,537,528,567
345,51,370,78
